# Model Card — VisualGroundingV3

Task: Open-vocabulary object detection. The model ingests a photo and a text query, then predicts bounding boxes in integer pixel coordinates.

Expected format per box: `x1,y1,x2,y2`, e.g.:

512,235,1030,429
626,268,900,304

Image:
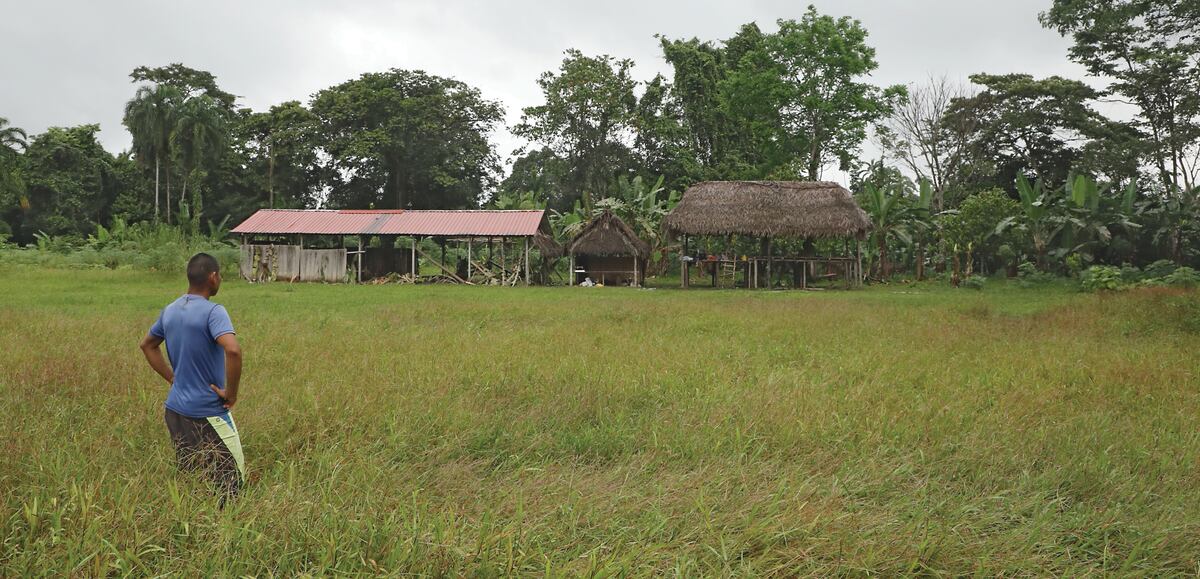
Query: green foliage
942,188,1020,260
1042,0,1200,190
515,50,638,212
1163,267,1200,288
724,7,905,179
962,275,987,290
4,222,237,275
311,69,504,210
1080,265,1124,292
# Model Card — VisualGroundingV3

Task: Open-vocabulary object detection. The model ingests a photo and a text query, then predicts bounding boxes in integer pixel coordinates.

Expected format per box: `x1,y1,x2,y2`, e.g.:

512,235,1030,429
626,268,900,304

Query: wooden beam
414,245,472,284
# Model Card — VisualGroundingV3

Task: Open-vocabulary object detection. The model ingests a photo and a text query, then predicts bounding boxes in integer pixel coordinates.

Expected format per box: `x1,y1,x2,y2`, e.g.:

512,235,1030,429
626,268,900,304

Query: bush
1163,267,1199,289
1143,259,1178,279
1119,264,1143,283
1017,261,1056,286
962,275,987,290
2,224,239,276
1081,265,1124,292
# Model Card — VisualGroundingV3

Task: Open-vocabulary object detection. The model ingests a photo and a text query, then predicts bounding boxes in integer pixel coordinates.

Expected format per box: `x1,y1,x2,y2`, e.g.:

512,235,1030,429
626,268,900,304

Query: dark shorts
164,407,245,497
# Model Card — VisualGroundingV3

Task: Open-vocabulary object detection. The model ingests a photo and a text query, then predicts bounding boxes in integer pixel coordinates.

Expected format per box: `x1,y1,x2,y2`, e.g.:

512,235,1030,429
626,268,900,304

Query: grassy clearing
2,266,1199,575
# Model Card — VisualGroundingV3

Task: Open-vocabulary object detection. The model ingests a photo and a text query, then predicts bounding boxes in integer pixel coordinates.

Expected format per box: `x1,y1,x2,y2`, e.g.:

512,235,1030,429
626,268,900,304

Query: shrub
1143,259,1178,279
1081,265,1124,292
962,275,987,290
1017,261,1056,286
1119,264,1143,283
1163,267,1199,288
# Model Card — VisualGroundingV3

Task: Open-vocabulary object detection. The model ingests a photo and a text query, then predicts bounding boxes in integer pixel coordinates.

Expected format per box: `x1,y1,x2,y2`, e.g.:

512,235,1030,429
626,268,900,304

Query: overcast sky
1,0,1087,181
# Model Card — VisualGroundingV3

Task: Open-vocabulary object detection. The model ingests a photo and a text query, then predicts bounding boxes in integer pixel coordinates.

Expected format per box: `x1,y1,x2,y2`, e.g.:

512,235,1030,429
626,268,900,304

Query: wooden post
802,259,807,289
298,234,303,281
633,256,639,288
569,253,575,286
681,234,690,289
523,237,530,285
467,238,472,282
856,241,863,287
500,238,506,281
357,236,363,283
766,237,773,290
411,236,417,277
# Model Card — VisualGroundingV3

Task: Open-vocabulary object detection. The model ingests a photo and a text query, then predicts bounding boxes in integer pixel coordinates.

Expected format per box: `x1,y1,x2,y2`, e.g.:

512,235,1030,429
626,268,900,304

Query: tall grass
2,268,1199,575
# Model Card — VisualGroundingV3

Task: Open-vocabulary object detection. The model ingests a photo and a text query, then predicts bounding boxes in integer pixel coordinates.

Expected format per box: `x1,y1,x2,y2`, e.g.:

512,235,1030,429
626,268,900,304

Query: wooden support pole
467,238,472,282
682,234,690,289
633,256,639,288
856,241,863,287
411,236,417,278
523,237,530,285
357,236,363,283
569,253,575,286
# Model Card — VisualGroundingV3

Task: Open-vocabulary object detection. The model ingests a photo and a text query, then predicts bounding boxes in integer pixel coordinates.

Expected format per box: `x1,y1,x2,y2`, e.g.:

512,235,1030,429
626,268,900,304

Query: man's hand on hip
209,384,237,409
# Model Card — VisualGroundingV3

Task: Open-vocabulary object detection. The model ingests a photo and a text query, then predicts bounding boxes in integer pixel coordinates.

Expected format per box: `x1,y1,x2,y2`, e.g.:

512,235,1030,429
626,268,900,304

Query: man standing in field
139,252,245,502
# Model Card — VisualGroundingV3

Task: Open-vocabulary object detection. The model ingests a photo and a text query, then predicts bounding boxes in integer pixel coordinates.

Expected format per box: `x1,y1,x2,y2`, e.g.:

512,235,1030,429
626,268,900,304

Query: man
139,253,245,500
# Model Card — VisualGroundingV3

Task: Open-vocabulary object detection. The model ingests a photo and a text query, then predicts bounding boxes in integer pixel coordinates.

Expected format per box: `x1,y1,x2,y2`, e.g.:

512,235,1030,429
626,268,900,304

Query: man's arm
209,333,242,409
139,334,174,385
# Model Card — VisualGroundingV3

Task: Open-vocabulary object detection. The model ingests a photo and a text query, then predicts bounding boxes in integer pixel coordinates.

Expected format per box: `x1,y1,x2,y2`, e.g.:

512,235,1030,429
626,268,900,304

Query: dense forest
1,1,1198,281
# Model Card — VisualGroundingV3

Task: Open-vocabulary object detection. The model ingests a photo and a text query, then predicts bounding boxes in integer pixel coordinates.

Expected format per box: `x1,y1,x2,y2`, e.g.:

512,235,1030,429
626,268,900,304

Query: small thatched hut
567,210,650,287
664,181,870,288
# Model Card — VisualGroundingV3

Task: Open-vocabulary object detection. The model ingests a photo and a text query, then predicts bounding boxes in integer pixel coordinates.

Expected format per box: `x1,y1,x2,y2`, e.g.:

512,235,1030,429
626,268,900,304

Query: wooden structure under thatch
664,181,870,289
567,210,650,287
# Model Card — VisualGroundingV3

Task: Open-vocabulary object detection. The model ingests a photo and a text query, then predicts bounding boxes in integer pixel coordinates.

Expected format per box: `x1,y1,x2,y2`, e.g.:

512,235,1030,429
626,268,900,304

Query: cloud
1,0,1083,181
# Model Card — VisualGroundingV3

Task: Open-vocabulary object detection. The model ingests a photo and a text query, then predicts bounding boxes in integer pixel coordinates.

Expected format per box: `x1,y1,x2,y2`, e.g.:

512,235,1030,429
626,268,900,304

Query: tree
995,175,1069,270
659,24,779,179
172,95,227,217
946,73,1140,191
877,77,977,211
311,69,504,209
242,101,320,209
514,49,637,212
726,7,905,180
858,183,916,278
21,125,115,237
131,63,238,112
1042,0,1200,190
0,118,27,240
498,148,570,211
123,84,182,221
941,188,1020,274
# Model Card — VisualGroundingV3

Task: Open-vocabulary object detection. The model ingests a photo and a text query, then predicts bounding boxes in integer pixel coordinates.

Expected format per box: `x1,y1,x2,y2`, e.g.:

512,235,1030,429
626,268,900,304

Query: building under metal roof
232,209,548,238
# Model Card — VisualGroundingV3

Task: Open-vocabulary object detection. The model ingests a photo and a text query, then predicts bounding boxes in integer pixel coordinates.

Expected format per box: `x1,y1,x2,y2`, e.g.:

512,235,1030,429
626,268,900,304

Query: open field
3,266,1200,575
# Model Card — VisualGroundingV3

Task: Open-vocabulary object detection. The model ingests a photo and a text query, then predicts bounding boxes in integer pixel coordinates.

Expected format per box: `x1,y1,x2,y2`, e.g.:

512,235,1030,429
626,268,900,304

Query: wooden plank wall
240,244,347,282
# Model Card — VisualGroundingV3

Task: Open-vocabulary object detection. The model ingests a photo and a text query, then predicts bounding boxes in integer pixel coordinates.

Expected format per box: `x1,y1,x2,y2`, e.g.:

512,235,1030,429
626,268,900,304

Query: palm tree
172,95,227,220
124,85,182,221
0,117,27,154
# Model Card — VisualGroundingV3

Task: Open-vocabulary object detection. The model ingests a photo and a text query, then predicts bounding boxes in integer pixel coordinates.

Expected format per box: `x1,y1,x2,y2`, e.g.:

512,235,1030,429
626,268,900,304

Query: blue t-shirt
149,294,236,418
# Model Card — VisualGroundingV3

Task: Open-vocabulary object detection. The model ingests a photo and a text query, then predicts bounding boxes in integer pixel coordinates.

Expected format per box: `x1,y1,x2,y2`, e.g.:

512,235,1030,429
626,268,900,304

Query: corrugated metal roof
231,209,546,237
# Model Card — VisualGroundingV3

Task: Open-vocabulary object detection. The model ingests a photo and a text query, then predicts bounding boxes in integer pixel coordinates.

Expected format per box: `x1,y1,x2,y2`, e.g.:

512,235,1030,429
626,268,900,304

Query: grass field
3,265,1200,575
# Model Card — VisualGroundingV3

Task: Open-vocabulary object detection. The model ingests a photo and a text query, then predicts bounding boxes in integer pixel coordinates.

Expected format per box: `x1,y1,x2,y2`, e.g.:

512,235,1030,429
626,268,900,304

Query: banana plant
995,175,1067,271
859,183,916,278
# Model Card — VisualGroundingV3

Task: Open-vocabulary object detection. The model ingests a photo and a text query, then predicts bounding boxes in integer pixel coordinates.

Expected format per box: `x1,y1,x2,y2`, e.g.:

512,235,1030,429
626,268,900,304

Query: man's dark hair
187,253,221,286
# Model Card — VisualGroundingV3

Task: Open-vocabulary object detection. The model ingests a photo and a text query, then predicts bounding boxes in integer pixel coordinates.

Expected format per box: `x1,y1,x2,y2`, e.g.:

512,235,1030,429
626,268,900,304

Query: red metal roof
231,209,547,237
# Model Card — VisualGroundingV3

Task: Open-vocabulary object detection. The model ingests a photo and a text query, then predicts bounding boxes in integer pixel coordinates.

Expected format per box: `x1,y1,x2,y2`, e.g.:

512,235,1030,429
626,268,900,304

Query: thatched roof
567,211,650,258
532,231,563,259
664,181,872,239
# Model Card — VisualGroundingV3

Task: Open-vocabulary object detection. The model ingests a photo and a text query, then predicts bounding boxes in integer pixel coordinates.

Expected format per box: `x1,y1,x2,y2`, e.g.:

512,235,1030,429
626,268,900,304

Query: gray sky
1,0,1086,181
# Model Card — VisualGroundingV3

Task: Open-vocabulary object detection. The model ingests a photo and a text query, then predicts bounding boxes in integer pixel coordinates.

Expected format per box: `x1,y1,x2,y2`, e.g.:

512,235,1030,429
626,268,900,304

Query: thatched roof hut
664,181,872,239
532,231,563,259
568,210,650,258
